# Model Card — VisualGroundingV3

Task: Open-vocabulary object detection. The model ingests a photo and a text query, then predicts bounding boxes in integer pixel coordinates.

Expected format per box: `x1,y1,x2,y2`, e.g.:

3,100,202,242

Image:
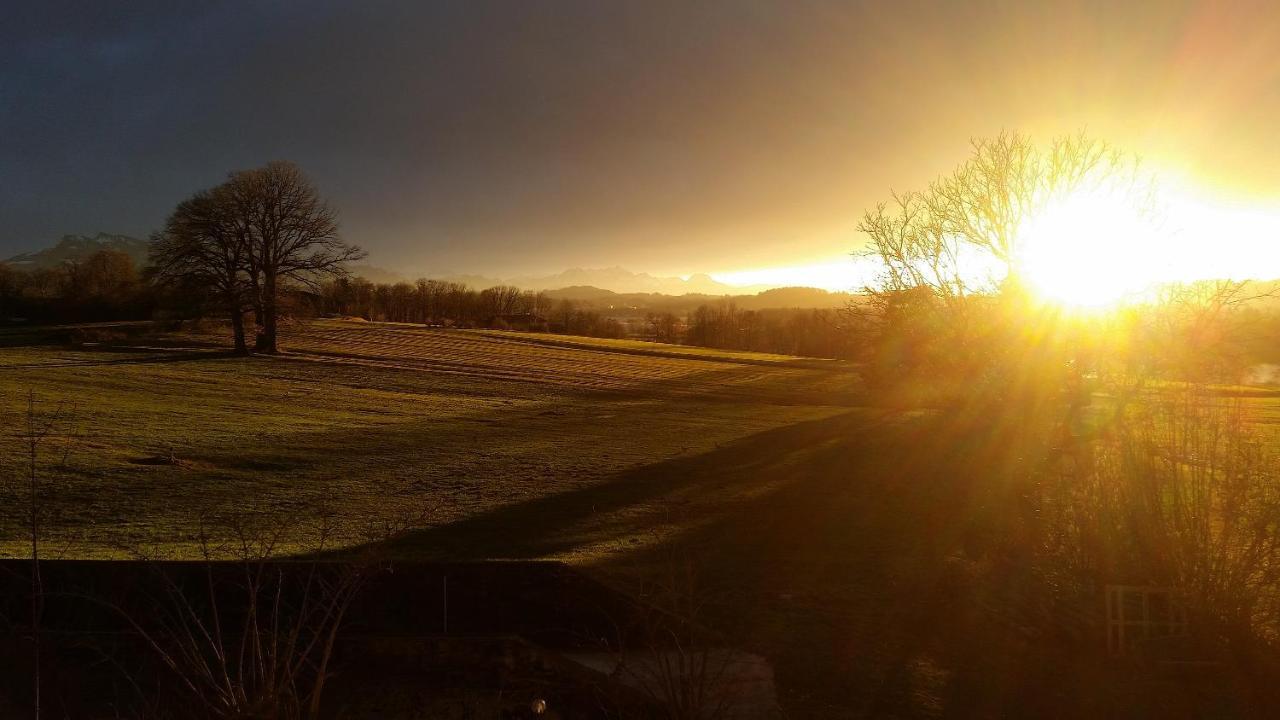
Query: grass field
0,319,858,558
5,319,1277,716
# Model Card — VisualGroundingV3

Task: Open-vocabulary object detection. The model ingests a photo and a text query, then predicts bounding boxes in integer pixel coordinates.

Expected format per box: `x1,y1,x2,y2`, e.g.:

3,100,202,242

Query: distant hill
433,266,773,295
542,284,855,312
438,272,506,289
4,239,407,286
509,267,768,295
543,285,622,301
5,238,847,306
746,286,852,309
3,233,149,270
345,264,407,285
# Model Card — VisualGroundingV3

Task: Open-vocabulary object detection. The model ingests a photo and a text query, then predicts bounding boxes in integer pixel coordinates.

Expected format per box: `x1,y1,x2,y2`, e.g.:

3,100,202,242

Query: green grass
0,320,859,557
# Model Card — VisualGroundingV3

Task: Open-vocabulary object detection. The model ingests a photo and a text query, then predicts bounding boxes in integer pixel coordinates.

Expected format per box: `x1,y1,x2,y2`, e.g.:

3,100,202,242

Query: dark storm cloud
2,0,902,272
4,1,1280,275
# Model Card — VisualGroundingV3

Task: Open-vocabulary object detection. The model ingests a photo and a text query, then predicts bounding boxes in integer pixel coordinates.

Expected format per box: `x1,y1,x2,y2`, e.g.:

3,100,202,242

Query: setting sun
1014,187,1163,309
1011,177,1280,310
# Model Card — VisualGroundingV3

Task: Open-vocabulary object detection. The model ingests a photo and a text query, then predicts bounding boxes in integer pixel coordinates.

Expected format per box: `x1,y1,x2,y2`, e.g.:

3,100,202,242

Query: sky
4,0,1280,287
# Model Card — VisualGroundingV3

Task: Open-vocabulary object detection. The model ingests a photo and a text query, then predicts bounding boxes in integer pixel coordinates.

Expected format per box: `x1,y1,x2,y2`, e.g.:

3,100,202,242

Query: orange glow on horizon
1015,173,1280,310
713,172,1280,301
710,259,879,293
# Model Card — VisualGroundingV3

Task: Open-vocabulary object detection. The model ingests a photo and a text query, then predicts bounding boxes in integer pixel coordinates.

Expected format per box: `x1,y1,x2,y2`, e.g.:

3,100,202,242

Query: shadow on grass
315,402,1260,718
309,409,887,562
304,406,980,717
568,405,1258,719
0,347,241,370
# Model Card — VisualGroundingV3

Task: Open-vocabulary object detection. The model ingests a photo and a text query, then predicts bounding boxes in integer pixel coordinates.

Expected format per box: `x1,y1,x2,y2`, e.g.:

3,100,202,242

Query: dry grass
0,320,858,558
4,320,1272,716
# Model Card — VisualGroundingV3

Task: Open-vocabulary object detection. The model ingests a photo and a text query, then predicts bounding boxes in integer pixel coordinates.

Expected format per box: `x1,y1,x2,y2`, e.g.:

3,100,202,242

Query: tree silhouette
226,161,363,353
151,188,252,354
152,162,363,354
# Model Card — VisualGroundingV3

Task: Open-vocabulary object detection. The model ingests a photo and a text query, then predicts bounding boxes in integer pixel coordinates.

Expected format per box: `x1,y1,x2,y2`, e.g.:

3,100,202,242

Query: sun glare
711,260,879,292
1013,177,1280,311
708,173,1280,303
1014,188,1163,309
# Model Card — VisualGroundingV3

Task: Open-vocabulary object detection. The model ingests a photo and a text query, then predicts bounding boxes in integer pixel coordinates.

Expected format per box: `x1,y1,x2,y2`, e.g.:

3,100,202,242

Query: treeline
9,243,1275,368
1,156,852,359
679,303,857,358
0,249,152,323
315,277,627,337
318,276,858,357
0,252,861,358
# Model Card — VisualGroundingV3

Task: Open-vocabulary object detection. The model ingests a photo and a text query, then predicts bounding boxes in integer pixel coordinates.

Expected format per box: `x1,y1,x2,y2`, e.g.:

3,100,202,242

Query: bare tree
646,312,681,343
59,512,374,720
859,130,1134,298
926,131,1042,273
479,285,523,319
596,549,747,720
854,131,1145,396
859,191,976,305
860,132,1280,652
1033,378,1280,640
151,188,253,354
224,161,364,354
148,524,363,719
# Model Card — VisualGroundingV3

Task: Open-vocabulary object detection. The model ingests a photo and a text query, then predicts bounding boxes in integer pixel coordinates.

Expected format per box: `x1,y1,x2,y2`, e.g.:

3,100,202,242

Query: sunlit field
0,320,857,558
4,318,1280,714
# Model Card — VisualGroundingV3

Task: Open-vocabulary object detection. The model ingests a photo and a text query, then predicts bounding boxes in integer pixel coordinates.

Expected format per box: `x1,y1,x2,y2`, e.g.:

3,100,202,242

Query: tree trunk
259,274,279,354
229,302,249,355
252,305,268,352
248,270,267,352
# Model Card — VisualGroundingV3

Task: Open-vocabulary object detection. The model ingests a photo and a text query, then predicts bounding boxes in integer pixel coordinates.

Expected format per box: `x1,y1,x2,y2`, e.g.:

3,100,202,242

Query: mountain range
435,267,773,295
542,284,855,310
4,233,150,270
5,235,780,296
